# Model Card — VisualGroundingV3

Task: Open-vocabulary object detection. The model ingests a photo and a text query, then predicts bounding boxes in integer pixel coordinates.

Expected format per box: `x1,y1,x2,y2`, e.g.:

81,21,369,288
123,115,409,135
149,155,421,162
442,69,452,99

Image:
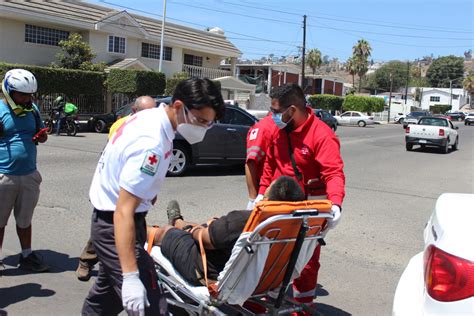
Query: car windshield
418,118,448,127
408,112,426,117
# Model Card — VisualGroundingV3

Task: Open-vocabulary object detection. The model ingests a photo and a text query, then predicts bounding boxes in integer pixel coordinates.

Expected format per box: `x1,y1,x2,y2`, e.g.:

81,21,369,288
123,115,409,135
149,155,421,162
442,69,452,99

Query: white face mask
177,106,209,144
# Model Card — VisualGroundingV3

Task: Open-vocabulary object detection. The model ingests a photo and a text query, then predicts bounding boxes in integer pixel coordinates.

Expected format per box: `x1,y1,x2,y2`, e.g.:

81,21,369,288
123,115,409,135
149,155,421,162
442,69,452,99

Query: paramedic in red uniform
244,113,278,210
256,83,345,309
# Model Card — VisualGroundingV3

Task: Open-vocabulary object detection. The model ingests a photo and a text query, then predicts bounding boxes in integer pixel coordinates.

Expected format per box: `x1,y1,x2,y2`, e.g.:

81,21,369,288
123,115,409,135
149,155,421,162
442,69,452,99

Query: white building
409,87,470,112
0,0,240,78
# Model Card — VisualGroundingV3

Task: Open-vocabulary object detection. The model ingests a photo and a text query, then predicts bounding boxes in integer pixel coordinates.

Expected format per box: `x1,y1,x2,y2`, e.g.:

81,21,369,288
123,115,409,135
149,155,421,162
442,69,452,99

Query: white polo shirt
89,105,175,213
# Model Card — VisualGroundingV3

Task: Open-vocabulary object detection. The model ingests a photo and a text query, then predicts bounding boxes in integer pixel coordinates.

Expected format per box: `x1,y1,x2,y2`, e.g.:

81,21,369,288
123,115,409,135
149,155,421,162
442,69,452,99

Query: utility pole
449,80,453,109
388,73,393,123
301,15,307,90
404,61,410,105
158,0,167,73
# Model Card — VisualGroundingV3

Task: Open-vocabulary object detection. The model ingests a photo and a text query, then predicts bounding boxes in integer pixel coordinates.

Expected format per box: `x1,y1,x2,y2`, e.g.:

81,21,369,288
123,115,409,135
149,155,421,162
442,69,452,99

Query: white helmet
3,69,38,94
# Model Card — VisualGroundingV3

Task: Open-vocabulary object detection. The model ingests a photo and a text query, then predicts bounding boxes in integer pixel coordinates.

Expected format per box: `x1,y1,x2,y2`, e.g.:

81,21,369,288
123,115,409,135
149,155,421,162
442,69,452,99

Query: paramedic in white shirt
81,78,225,316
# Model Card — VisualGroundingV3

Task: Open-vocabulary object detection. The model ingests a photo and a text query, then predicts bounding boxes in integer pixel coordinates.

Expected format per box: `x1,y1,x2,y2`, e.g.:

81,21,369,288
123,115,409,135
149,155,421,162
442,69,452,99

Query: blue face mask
271,107,292,129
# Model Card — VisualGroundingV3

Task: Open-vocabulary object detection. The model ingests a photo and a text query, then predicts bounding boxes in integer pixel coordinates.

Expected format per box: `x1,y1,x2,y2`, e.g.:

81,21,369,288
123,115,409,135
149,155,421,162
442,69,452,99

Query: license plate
419,140,427,144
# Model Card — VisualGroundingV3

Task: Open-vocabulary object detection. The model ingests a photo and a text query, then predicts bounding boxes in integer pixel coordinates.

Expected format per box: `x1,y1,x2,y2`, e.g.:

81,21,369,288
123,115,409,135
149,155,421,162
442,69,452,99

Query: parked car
87,102,135,133
465,113,474,125
445,111,465,121
392,193,474,316
314,109,337,131
394,113,406,124
333,111,374,127
405,116,459,153
402,111,431,128
167,104,258,176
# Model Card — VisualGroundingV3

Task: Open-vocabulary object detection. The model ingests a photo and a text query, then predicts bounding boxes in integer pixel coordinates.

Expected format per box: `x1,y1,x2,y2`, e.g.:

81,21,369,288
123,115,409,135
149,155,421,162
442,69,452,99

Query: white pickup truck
405,116,459,153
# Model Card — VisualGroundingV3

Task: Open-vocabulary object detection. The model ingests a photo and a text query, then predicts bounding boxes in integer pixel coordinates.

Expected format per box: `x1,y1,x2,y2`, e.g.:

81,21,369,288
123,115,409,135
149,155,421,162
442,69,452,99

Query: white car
333,111,374,127
394,113,406,124
393,193,474,316
405,117,459,153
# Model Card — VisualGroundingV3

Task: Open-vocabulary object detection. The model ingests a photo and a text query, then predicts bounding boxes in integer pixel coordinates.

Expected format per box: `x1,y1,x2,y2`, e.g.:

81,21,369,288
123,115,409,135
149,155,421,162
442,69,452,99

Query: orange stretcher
148,200,333,315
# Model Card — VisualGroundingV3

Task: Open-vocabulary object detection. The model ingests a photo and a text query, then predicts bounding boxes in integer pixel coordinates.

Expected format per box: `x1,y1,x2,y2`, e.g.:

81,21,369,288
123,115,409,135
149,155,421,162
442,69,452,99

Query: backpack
64,102,78,115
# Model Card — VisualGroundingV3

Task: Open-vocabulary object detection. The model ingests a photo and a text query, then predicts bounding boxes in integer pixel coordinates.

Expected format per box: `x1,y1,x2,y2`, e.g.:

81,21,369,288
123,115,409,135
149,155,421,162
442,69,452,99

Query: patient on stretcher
146,176,306,286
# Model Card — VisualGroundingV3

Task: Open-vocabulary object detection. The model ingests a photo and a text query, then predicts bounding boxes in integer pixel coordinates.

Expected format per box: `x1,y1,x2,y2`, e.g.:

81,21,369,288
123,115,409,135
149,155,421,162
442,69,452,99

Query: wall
0,18,63,65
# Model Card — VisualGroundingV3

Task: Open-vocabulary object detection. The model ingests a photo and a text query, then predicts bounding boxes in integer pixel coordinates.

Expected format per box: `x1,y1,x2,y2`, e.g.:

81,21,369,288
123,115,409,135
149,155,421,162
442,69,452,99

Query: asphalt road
1,122,473,315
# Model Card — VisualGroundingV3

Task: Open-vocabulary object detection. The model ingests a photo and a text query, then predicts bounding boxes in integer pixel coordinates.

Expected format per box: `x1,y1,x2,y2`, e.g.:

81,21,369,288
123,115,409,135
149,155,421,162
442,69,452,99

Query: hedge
0,62,104,96
307,94,344,111
107,69,165,96
343,95,385,113
164,72,189,96
429,104,451,114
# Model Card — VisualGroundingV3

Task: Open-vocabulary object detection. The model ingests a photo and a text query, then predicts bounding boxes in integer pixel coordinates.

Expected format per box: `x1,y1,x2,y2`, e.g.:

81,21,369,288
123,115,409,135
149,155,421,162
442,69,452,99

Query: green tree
306,49,322,75
352,39,372,92
346,57,357,86
373,61,410,92
54,33,105,71
463,73,474,96
426,55,464,88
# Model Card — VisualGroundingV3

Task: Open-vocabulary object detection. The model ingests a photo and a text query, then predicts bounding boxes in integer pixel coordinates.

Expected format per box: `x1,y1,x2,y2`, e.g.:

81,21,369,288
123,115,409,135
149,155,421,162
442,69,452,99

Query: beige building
0,0,240,78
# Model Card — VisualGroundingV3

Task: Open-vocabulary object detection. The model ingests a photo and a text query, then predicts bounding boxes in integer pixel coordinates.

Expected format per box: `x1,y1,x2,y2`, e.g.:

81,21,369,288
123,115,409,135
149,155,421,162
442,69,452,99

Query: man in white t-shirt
82,78,225,316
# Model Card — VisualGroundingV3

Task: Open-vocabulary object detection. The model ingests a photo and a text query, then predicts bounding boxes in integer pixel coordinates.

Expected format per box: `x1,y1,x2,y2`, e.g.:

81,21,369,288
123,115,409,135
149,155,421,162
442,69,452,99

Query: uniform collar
158,103,175,142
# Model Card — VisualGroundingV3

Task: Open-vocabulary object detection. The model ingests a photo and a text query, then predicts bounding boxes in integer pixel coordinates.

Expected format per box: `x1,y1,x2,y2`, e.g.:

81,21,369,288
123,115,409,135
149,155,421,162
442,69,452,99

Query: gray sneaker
166,200,183,225
19,252,49,272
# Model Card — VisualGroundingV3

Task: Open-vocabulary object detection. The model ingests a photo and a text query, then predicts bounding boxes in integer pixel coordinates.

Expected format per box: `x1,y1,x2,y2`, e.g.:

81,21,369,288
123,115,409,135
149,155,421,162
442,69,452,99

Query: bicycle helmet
2,69,37,94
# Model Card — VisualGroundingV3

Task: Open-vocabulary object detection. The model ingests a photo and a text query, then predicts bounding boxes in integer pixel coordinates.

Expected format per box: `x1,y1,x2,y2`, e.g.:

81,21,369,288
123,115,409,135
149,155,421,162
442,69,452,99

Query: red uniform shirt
246,114,278,179
258,108,345,206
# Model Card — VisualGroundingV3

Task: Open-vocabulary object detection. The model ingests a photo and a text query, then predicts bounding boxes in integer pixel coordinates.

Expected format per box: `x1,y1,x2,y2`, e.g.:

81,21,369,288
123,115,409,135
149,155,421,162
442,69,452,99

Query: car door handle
227,128,237,131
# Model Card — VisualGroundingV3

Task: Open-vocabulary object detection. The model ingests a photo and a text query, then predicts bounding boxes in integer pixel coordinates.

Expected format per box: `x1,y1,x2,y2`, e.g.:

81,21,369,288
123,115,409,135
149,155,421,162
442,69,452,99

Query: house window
24,24,69,46
184,54,203,67
452,95,459,100
430,96,440,102
108,36,126,54
141,43,172,61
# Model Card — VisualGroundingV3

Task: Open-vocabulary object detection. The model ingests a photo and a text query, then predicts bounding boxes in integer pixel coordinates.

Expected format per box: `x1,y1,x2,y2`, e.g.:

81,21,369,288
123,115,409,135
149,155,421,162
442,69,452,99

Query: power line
218,0,473,34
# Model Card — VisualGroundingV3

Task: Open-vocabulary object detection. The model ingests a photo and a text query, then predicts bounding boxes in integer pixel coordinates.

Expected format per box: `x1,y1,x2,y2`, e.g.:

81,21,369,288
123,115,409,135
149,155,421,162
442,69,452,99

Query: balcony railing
182,64,232,79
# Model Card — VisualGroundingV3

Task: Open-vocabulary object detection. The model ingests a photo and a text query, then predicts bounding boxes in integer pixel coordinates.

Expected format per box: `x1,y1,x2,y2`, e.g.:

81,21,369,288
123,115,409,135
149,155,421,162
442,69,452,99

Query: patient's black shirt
205,210,251,279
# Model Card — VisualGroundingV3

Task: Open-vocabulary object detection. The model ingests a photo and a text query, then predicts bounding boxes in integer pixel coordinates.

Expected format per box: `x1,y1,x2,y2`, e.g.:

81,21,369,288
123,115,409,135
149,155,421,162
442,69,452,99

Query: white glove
122,271,150,316
246,198,256,211
255,194,265,203
328,204,342,229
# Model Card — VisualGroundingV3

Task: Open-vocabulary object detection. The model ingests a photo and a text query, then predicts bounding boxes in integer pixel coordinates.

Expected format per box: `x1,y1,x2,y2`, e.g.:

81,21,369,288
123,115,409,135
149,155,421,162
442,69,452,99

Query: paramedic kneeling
82,78,225,316
147,176,305,286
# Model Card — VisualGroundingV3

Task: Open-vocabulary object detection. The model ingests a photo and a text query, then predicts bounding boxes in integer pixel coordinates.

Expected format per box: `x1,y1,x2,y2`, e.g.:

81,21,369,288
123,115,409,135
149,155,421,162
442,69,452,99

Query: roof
106,58,151,72
0,0,241,57
213,76,256,92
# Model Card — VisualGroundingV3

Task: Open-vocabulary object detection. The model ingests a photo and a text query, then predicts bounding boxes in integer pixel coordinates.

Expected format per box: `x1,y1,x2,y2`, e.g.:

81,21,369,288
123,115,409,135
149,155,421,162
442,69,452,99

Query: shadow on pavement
409,146,453,154
0,283,55,309
2,249,79,276
316,303,352,316
177,164,245,177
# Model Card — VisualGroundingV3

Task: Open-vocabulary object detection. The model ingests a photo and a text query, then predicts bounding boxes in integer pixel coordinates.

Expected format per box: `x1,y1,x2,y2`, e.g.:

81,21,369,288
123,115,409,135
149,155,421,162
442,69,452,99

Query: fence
35,93,106,115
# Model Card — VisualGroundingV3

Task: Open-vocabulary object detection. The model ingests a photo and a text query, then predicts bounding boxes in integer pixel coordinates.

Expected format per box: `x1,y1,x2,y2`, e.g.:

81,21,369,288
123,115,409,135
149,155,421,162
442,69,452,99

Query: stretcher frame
152,200,333,315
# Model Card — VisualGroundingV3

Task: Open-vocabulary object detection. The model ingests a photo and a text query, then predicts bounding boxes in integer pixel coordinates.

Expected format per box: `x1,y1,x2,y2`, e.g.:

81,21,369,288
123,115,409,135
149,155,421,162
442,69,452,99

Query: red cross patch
140,151,160,176
249,128,259,141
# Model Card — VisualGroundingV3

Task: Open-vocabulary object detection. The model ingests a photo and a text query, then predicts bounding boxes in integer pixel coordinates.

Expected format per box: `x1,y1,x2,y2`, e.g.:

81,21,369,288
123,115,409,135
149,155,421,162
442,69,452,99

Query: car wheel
443,139,449,154
167,143,190,176
406,143,413,151
398,118,404,125
452,137,459,151
358,120,366,127
94,120,107,133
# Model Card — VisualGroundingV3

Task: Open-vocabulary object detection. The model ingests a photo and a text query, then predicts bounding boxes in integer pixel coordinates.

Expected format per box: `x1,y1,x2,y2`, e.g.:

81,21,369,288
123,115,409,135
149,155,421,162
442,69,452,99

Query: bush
165,72,189,96
307,94,344,111
0,62,104,96
343,95,384,113
429,104,451,114
107,69,165,97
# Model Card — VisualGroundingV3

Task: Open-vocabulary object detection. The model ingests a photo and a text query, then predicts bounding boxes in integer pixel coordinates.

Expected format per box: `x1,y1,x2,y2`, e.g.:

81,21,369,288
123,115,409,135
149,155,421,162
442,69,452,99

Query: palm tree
352,39,372,92
306,49,322,75
346,57,356,86
463,74,474,104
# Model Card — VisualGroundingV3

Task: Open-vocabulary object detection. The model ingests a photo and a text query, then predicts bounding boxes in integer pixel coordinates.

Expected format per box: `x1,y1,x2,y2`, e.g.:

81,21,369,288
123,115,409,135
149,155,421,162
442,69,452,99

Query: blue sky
89,0,473,63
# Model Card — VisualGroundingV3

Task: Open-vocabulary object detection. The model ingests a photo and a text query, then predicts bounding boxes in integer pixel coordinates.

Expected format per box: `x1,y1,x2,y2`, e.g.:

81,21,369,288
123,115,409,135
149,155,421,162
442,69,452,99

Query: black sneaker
166,200,183,226
19,252,49,272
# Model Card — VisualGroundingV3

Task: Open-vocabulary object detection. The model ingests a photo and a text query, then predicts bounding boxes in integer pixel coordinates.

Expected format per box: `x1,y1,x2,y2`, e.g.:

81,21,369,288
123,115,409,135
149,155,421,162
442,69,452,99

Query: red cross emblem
148,154,158,165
